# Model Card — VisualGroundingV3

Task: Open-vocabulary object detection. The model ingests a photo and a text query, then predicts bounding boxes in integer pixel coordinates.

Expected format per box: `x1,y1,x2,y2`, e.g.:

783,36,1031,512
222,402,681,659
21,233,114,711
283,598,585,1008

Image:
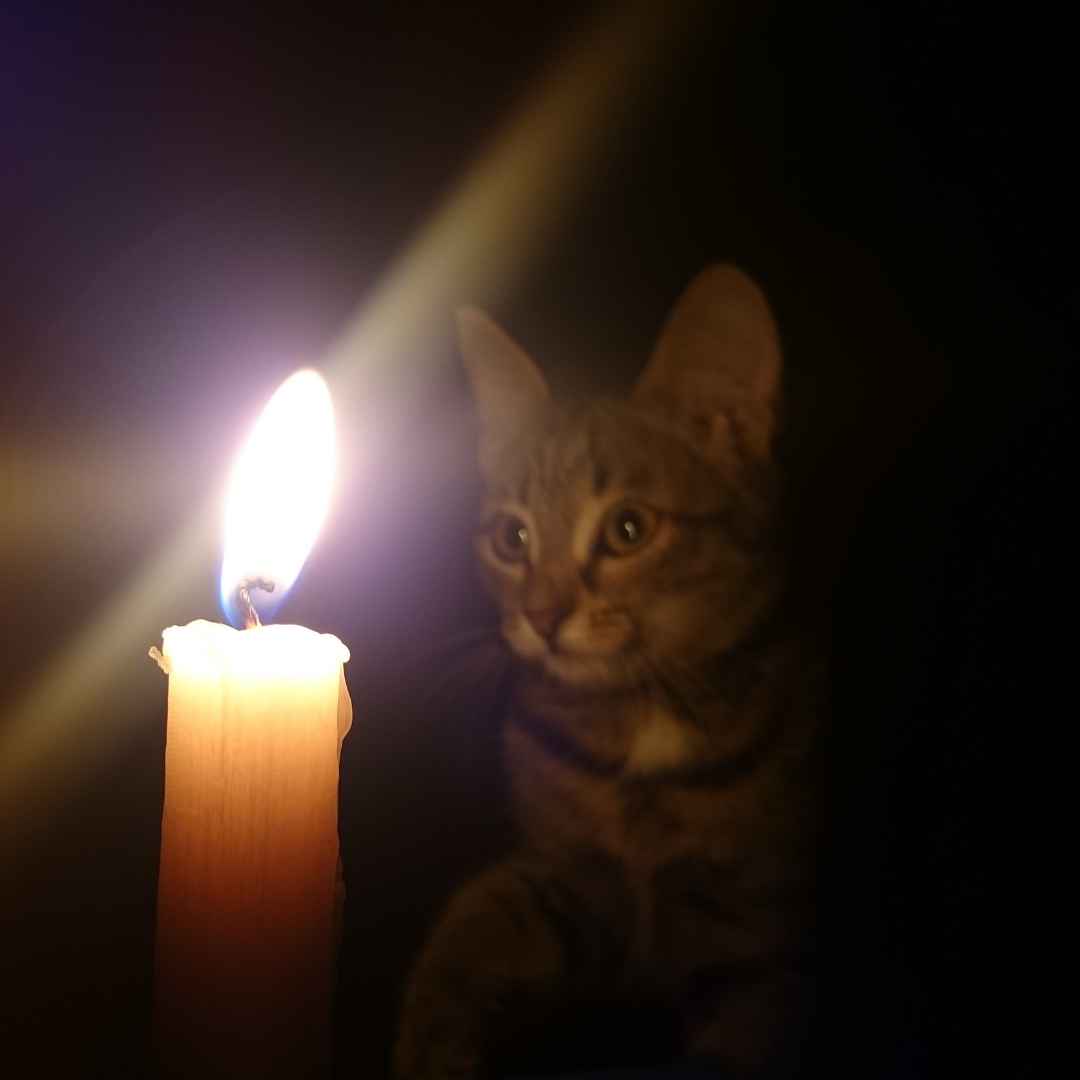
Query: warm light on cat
220,369,336,627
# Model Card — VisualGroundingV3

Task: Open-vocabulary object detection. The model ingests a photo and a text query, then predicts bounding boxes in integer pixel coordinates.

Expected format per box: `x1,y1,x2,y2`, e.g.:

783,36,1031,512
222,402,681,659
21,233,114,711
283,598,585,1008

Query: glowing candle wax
151,371,351,1079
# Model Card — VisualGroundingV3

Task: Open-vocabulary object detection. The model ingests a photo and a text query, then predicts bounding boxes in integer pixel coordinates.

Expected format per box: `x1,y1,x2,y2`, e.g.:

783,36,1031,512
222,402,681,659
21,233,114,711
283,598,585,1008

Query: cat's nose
525,608,564,643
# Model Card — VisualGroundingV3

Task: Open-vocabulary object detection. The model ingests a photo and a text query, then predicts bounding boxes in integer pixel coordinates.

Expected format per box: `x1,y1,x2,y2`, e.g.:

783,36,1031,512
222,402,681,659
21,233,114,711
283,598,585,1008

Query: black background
0,1,1072,1077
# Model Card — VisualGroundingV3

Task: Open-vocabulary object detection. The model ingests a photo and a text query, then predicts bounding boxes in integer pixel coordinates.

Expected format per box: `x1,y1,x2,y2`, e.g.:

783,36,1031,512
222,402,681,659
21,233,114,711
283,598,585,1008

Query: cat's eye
490,514,530,562
601,504,656,555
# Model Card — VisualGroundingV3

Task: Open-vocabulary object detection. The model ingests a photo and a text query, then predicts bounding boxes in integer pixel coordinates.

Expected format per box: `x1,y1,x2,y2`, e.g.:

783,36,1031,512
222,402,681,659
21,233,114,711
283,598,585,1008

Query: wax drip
236,577,276,629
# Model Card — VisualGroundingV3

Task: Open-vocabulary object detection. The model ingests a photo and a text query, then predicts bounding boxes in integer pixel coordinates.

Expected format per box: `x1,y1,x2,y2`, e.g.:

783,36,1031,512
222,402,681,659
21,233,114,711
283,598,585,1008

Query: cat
394,265,823,1080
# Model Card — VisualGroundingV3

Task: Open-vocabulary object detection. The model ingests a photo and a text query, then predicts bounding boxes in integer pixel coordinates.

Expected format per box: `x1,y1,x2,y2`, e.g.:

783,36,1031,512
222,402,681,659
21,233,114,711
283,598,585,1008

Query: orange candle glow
151,371,350,1078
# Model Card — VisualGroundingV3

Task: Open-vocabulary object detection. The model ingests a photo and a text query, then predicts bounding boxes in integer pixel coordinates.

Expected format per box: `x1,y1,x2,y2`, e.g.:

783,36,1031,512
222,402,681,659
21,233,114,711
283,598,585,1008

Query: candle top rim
161,619,350,671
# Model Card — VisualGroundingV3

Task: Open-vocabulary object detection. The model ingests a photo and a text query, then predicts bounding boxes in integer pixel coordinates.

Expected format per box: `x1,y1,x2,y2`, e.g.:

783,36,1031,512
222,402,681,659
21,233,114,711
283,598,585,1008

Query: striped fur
395,266,822,1079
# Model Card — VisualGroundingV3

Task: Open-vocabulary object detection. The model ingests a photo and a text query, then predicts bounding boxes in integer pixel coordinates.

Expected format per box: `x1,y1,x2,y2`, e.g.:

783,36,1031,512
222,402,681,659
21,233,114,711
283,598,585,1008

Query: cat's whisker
398,630,516,777
414,626,503,662
628,652,715,730
457,644,516,768
402,638,498,726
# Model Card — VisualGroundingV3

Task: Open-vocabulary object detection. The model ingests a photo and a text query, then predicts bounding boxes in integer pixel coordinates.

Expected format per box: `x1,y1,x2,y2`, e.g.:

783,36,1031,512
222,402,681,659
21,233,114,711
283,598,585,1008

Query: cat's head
460,265,783,691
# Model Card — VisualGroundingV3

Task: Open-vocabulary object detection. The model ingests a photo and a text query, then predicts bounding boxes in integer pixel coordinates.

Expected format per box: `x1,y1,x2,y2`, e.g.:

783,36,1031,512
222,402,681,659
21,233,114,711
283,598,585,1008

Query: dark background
0,1,1072,1077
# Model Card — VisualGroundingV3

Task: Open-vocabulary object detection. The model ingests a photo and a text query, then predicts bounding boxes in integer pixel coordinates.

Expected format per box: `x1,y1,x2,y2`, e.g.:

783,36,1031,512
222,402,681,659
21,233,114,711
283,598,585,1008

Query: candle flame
220,370,335,627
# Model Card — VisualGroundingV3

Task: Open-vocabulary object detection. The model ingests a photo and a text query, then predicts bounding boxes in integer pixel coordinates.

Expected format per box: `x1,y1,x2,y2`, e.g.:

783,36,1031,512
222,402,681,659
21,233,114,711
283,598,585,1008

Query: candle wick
237,577,276,629
149,645,172,674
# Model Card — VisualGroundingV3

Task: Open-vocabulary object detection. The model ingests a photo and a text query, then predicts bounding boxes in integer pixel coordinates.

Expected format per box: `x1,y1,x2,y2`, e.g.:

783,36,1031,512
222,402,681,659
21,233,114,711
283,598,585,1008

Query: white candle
152,621,350,1078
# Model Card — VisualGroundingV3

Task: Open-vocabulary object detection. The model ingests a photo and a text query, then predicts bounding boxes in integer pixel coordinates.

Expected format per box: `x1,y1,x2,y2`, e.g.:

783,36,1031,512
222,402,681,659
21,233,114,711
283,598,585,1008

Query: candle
151,371,350,1078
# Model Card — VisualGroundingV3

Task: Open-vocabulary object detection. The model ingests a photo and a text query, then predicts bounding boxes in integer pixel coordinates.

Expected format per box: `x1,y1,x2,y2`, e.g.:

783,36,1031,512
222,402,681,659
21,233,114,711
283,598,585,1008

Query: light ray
0,0,710,859
0,507,218,856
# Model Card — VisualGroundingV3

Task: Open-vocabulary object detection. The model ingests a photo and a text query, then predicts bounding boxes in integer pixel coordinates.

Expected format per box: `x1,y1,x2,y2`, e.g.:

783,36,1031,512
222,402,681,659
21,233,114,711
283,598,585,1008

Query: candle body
153,620,350,1079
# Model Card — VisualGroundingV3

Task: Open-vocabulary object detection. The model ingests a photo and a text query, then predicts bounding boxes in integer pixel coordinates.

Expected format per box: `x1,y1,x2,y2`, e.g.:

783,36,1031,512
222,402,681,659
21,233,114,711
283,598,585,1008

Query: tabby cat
395,265,822,1079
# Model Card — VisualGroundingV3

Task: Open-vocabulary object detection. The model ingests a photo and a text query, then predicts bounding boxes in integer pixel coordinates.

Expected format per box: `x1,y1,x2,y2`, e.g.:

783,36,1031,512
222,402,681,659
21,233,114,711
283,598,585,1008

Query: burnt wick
237,577,276,630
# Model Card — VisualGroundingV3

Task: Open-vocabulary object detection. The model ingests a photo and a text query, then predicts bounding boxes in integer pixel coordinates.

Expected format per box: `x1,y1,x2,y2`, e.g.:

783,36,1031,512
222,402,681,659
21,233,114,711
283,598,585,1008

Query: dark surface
509,1067,721,1080
1,1,1072,1077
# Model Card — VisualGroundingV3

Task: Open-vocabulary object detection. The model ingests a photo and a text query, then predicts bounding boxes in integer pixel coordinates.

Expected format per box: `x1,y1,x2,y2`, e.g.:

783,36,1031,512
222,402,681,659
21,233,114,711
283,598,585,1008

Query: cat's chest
505,701,765,869
623,707,695,775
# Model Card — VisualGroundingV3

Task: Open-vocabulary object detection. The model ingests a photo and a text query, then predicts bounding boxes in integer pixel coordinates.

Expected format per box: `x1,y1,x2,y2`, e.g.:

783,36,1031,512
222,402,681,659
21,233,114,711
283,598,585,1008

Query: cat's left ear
633,264,781,465
457,307,550,478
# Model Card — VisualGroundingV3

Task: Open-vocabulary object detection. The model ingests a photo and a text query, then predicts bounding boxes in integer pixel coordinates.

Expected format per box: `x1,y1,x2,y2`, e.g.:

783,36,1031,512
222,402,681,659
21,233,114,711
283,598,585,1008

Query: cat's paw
393,1033,479,1080
393,995,482,1080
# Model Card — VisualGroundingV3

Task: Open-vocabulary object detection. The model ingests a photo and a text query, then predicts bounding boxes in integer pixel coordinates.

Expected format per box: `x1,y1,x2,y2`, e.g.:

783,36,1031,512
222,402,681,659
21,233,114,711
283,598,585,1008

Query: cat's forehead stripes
492,400,728,518
496,422,591,504
532,427,592,497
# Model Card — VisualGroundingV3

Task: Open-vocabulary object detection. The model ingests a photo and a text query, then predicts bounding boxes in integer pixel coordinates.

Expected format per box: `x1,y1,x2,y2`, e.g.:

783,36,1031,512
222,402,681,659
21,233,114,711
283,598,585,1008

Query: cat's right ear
457,307,550,478
633,264,781,467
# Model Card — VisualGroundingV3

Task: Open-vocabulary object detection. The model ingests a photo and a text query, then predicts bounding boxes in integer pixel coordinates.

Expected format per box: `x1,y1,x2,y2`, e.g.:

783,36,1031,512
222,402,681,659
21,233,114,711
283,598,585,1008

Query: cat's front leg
394,859,567,1080
682,966,809,1080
